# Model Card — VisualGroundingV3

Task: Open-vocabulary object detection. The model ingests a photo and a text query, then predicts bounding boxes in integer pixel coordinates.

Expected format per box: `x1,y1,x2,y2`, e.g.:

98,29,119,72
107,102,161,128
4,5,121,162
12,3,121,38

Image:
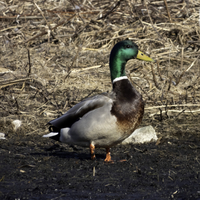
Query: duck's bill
137,50,155,62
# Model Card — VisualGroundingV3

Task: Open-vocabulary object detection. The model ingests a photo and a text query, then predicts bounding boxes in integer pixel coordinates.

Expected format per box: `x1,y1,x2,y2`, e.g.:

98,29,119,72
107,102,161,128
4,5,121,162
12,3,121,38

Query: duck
43,40,154,162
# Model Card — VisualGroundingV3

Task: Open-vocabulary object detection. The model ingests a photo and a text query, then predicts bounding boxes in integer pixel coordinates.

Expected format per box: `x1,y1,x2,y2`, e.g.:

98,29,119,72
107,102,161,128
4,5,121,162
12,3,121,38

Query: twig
71,65,101,73
0,78,31,89
150,63,161,90
167,76,172,94
176,56,199,86
146,103,200,110
163,0,173,23
27,49,31,77
34,1,49,27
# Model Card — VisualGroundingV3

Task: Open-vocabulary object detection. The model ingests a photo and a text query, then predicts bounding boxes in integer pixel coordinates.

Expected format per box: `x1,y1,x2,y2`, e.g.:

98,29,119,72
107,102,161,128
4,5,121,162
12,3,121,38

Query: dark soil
1,114,200,200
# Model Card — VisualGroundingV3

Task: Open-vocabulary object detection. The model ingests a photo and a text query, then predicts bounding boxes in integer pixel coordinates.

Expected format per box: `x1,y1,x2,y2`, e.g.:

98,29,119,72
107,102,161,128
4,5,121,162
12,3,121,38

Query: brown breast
111,79,145,136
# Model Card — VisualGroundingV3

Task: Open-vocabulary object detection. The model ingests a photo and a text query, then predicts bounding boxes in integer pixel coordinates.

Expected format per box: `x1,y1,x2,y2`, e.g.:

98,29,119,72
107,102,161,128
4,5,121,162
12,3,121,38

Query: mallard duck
43,40,154,162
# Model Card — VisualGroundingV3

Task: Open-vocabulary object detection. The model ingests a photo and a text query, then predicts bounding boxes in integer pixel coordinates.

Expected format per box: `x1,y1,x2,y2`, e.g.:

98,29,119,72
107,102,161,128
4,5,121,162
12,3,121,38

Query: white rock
12,120,22,131
121,125,157,145
0,133,6,139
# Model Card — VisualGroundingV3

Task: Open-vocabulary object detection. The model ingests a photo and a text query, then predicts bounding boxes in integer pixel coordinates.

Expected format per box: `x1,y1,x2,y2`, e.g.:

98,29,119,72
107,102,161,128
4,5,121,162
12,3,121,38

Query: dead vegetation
0,0,200,136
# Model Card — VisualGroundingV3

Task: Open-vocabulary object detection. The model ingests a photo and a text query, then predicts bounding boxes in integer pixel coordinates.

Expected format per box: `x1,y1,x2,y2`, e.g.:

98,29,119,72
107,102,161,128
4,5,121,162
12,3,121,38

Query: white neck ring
113,76,128,83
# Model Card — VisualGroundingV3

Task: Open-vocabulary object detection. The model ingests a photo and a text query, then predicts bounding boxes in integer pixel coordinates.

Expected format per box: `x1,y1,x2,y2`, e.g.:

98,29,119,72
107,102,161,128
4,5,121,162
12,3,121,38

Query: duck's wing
48,93,115,129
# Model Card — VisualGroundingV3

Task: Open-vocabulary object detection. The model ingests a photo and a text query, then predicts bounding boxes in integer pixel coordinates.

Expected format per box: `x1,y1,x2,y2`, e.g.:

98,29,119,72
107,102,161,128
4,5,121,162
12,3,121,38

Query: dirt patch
1,115,200,199
0,0,200,199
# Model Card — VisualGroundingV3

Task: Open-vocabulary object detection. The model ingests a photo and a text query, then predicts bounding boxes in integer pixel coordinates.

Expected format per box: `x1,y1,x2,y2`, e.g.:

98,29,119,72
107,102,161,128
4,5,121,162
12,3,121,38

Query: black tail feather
48,126,60,141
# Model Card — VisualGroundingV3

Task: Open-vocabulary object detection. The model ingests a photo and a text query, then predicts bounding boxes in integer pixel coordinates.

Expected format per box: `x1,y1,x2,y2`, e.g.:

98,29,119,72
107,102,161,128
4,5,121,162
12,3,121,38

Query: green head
109,40,154,82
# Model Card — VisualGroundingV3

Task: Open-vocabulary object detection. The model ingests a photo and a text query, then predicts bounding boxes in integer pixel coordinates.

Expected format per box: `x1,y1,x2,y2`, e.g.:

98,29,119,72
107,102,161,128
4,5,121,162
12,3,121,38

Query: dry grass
0,0,200,135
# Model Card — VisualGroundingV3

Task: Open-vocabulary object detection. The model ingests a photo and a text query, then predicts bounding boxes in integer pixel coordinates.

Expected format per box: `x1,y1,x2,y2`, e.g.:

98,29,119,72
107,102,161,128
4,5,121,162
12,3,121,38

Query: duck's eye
126,45,131,48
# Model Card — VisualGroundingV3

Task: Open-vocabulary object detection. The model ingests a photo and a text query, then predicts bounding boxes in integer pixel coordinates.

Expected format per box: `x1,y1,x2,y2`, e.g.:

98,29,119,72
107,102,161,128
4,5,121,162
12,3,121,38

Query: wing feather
48,93,114,129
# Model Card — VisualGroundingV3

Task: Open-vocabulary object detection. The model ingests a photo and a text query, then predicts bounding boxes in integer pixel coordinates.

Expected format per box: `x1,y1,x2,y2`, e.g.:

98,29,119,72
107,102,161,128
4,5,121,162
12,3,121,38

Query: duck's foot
104,148,114,163
90,144,96,160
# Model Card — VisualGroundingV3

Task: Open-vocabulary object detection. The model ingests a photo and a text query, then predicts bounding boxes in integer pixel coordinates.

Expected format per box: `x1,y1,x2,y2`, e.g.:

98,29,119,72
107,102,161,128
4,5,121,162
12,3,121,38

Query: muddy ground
1,0,200,199
1,113,200,200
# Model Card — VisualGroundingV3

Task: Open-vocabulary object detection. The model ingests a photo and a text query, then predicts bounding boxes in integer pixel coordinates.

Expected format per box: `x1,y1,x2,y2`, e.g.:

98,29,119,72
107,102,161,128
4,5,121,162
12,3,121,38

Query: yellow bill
137,50,155,62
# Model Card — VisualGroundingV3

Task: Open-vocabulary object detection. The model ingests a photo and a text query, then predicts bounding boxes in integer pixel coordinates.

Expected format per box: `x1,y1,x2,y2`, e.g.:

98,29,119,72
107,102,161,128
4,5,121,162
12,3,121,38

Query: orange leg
90,144,96,160
104,148,112,162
